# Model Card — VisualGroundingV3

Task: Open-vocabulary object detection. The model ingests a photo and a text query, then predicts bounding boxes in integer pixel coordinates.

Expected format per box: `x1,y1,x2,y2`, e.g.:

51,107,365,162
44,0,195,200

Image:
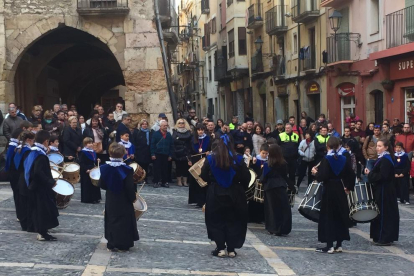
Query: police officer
229,116,239,132
277,123,300,183
314,125,330,165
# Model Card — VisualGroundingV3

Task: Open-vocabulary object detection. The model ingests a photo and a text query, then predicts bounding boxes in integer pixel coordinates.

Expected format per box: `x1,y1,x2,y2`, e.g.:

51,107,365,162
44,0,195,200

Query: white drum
51,169,62,180
133,194,148,221
89,167,101,187
48,153,64,166
62,163,81,185
53,179,75,209
50,162,60,172
245,169,257,201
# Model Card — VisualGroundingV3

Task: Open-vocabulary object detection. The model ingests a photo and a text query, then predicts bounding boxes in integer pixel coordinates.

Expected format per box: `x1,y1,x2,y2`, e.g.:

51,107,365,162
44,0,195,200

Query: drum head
133,195,148,212
64,163,80,172
53,179,74,196
248,169,257,187
351,209,379,222
50,162,59,171
90,168,101,180
51,169,62,179
129,163,138,172
48,153,64,165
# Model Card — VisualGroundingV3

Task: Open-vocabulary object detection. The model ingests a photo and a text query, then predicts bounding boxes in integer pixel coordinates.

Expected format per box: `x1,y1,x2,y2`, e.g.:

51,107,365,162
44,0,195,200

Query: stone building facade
0,0,173,125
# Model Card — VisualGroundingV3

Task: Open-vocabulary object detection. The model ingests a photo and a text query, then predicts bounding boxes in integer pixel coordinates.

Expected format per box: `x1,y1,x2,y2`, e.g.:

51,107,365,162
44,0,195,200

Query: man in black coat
116,114,132,142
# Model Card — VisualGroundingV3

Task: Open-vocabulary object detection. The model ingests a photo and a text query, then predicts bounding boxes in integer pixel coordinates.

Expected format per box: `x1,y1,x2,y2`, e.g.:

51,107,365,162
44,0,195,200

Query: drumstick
56,163,68,179
137,181,146,194
190,152,206,157
123,156,131,162
314,161,321,168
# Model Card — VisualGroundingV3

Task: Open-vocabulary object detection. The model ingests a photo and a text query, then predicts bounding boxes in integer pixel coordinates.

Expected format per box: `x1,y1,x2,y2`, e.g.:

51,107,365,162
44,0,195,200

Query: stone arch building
0,0,172,123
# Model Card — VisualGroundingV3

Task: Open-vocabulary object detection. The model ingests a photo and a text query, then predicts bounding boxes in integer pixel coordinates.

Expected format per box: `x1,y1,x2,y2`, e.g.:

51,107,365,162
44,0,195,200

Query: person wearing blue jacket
150,120,173,188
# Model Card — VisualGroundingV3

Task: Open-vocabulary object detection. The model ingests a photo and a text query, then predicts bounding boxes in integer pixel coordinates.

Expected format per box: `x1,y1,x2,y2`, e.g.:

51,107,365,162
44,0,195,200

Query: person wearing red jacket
395,123,414,153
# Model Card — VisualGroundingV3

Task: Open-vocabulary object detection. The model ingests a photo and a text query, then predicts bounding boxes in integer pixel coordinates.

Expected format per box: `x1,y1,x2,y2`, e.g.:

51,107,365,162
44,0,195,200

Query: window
228,29,235,57
219,4,222,30
238,27,247,55
370,0,379,35
293,33,298,54
208,56,212,82
211,18,217,34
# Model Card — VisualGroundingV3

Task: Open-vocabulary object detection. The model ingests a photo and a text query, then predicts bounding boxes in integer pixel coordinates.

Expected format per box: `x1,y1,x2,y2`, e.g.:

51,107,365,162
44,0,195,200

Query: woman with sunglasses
172,119,193,186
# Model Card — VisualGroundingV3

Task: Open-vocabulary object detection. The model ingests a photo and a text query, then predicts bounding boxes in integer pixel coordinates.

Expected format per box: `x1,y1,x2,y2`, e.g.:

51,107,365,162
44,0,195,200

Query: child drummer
118,131,135,164
79,137,101,204
48,135,60,153
99,143,139,252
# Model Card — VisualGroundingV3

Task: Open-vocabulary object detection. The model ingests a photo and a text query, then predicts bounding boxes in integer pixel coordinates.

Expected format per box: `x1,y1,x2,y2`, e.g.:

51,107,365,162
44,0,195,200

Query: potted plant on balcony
381,79,394,91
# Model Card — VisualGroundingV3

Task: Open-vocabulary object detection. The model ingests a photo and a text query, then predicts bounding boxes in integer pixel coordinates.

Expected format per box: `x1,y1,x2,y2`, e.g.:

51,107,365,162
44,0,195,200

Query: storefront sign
390,57,414,80
338,83,355,97
306,81,320,94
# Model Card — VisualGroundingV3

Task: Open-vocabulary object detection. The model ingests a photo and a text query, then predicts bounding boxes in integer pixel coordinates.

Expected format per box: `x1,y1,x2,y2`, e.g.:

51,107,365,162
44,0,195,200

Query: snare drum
89,167,101,187
48,152,64,166
50,162,61,172
298,181,323,223
62,162,80,185
51,169,62,180
347,182,379,223
133,194,147,221
189,158,208,187
53,179,75,209
245,169,258,201
129,162,146,183
253,180,264,203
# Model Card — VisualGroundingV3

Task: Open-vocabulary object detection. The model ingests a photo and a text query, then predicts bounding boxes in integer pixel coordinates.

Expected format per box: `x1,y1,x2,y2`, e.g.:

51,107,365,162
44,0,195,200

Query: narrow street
0,183,413,276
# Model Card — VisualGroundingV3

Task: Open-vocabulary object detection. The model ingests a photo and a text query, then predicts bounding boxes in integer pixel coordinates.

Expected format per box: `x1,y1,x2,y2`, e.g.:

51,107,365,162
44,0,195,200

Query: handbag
93,142,103,154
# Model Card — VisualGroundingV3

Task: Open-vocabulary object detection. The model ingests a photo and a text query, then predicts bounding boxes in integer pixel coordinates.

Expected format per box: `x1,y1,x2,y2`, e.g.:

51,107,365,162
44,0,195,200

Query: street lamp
254,37,264,51
329,10,342,34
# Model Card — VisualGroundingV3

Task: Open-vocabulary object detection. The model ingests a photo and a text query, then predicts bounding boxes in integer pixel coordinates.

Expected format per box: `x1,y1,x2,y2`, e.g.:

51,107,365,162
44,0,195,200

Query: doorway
308,94,321,120
373,90,383,124
341,96,355,132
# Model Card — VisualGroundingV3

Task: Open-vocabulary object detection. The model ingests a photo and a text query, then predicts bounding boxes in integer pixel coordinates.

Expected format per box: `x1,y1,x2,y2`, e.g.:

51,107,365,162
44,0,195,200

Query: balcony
291,0,319,24
386,6,414,49
247,4,264,30
270,55,286,77
326,33,361,65
179,27,192,42
158,0,174,29
163,7,179,49
77,0,129,15
265,6,287,36
302,46,315,72
201,0,210,14
320,0,350,8
251,51,264,75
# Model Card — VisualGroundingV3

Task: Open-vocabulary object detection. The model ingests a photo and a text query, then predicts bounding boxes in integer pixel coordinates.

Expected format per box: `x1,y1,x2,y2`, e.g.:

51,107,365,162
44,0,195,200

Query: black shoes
37,233,57,241
153,182,160,188
161,183,170,188
315,247,334,254
211,248,227,258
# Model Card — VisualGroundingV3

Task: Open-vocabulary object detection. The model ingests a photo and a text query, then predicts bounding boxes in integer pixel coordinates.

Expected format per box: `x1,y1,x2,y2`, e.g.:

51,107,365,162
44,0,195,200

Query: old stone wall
0,0,172,127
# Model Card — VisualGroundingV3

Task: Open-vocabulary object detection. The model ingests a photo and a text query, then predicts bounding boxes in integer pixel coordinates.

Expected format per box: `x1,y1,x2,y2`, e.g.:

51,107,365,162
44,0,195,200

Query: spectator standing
395,123,414,153
298,119,308,140
252,125,266,156
327,123,341,138
391,118,403,131
362,125,383,180
151,113,168,132
172,119,192,187
233,123,250,154
229,116,239,132
206,121,216,140
103,112,116,134
297,131,316,188
62,116,83,162
215,119,224,132
314,126,330,165
5,103,27,120
150,120,173,188
382,123,395,145
301,111,314,127
3,104,23,140
83,117,108,162
113,102,127,122
264,126,272,139
315,114,326,130
288,116,301,136
28,106,42,124
365,122,375,137
42,110,61,138
345,113,360,126
277,124,300,183
186,109,196,126
271,120,285,139
52,104,60,119
115,114,132,142
132,119,152,184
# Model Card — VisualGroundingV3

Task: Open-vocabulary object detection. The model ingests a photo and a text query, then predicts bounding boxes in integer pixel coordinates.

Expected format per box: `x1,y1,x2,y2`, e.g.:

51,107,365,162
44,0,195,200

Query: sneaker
227,251,237,258
153,182,160,188
334,246,343,253
37,234,46,241
211,248,227,258
397,200,401,203
315,247,334,254
406,202,410,205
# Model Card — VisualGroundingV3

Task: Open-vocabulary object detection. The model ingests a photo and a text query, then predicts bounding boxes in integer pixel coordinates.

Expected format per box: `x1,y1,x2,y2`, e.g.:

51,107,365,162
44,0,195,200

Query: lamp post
328,10,342,63
254,36,264,51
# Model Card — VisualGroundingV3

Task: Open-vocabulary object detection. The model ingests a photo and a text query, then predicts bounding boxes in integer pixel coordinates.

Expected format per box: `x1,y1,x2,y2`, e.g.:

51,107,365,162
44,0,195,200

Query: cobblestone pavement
0,182,414,276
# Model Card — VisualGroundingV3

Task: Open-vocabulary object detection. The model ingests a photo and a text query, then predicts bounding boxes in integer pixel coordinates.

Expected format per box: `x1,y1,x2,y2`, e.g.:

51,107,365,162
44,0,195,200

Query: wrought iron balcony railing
386,6,414,49
291,0,319,24
326,33,361,64
201,0,210,14
77,0,129,15
247,4,263,29
265,6,287,35
251,51,264,74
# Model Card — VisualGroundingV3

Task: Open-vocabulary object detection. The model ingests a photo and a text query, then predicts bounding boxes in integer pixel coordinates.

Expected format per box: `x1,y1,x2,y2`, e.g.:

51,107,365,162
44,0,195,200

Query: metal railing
265,5,287,34
326,33,361,63
77,0,128,8
291,0,318,19
302,46,315,70
251,51,264,74
386,6,414,49
248,4,263,26
201,0,209,14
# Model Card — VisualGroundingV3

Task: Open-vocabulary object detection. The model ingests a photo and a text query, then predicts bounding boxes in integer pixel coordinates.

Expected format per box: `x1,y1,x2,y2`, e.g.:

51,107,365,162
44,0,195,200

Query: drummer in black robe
261,144,296,236
199,136,250,258
366,138,399,246
99,143,139,252
14,131,35,231
188,124,211,208
24,130,59,241
248,143,269,223
79,137,101,204
5,129,22,221
312,137,355,253
118,131,135,164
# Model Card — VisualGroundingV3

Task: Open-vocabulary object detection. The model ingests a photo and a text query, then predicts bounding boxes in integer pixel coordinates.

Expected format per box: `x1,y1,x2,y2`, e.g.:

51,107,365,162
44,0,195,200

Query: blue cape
262,162,271,177
325,155,346,176
5,145,17,171
24,148,46,186
207,154,243,188
375,154,394,167
100,164,133,194
13,147,31,170
81,150,97,161
193,136,210,153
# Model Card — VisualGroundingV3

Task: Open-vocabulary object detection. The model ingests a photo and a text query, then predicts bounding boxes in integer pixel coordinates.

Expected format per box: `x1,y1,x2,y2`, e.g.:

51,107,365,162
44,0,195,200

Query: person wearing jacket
132,119,152,184
362,125,383,181
252,125,266,156
3,105,24,140
83,117,108,162
62,116,83,161
172,119,192,187
314,126,330,165
150,120,173,188
277,124,300,183
395,123,414,153
42,110,62,138
327,123,341,138
297,131,316,188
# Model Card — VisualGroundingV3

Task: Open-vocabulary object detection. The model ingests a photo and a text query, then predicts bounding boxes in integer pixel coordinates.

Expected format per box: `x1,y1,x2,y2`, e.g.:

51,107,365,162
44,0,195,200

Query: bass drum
53,179,75,209
298,181,323,223
245,169,257,201
348,182,379,223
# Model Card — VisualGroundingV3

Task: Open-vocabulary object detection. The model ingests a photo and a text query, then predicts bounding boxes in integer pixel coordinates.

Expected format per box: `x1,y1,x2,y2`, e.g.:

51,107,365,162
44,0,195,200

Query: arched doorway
13,26,125,116
371,90,384,124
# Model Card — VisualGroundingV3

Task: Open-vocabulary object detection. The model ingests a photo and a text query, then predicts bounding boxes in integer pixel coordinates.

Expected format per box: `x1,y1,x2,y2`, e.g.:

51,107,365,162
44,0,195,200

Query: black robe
16,151,34,232
200,158,250,249
79,151,101,203
8,151,20,220
99,171,139,250
27,155,59,233
248,159,266,223
315,157,355,244
368,156,399,243
260,163,294,235
188,138,211,206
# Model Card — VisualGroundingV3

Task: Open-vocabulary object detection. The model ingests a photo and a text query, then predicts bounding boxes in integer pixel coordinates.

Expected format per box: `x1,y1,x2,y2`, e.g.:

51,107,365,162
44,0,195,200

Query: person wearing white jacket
252,125,266,155
297,131,316,189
